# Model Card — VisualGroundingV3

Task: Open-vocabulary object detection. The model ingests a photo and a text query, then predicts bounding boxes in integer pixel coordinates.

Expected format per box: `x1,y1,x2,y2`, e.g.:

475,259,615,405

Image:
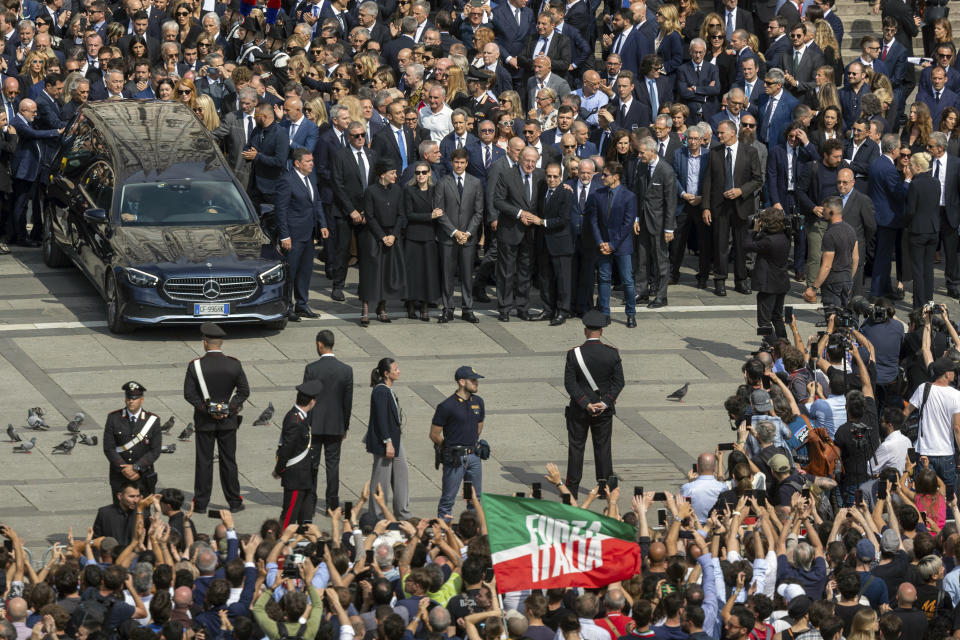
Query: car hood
111,224,273,268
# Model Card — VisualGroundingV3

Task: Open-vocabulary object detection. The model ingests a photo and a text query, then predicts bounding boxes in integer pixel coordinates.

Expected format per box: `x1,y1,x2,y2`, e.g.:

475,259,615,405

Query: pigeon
7,424,21,442
66,412,85,433
161,443,176,454
27,412,49,430
13,437,36,453
52,435,78,454
177,423,194,441
28,407,44,418
159,416,175,433
667,383,689,402
78,433,98,446
252,402,274,426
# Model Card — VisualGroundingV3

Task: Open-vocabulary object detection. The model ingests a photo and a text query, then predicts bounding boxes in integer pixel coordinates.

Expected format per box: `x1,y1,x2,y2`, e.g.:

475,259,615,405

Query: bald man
9,98,62,246
647,542,668,577
681,453,726,523
573,70,609,128
171,586,194,627
891,582,927,638
281,97,320,170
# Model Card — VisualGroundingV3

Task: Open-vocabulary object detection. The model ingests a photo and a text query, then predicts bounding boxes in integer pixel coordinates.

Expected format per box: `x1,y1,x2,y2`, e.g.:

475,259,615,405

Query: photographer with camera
742,208,792,340
858,297,905,410
833,347,880,506
802,197,859,310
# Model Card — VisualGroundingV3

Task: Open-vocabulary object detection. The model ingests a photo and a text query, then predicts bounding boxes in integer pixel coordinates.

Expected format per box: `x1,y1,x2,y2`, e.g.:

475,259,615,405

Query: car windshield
117,180,253,226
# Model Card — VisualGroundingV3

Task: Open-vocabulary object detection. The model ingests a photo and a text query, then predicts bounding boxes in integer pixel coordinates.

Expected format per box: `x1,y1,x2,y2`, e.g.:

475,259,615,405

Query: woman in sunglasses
174,77,199,110
402,161,441,321
359,160,408,326
172,0,201,45
704,25,736,94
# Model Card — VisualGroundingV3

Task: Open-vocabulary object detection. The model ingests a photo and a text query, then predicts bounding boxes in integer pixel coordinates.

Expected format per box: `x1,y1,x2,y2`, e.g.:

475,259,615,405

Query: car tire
263,315,288,331
105,272,134,334
41,207,70,268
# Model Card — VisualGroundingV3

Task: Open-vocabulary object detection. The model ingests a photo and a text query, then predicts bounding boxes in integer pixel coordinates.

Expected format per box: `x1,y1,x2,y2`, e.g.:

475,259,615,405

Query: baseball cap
932,356,956,379
787,595,812,619
880,529,900,553
768,453,790,474
455,366,484,381
750,389,773,413
856,538,876,561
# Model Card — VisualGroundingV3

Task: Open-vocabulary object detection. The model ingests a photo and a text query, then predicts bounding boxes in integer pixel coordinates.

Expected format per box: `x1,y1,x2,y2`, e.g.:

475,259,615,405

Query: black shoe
407,307,418,320
549,313,567,326
668,276,679,286
648,297,668,308
0,242,9,255
636,293,649,303
229,503,245,513
462,311,480,323
330,289,345,301
473,286,491,303
498,311,510,322
696,277,708,289
714,280,727,297
522,309,547,321
359,316,369,327
297,306,319,318
288,310,301,322
734,282,751,295
626,315,637,328
438,310,451,323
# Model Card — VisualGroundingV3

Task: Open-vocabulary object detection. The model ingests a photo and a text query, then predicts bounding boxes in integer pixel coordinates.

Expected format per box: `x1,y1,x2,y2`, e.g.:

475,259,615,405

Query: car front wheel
41,205,70,268
105,272,134,334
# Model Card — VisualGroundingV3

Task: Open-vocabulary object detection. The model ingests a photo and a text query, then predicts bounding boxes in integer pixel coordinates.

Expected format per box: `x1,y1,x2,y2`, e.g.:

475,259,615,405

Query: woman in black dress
359,160,408,326
402,161,442,321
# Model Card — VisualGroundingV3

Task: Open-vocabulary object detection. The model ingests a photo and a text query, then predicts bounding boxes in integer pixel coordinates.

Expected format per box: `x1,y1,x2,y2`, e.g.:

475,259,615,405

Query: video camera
850,296,890,324
823,305,858,329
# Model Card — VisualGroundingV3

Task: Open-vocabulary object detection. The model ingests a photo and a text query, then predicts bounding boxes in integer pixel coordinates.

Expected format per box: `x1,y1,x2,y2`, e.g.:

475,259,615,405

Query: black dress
402,184,441,303
360,182,408,302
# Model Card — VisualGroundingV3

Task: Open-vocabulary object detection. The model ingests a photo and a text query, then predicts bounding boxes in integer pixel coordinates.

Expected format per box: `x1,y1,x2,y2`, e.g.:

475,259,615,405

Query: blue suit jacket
249,122,290,195
313,126,346,205
33,90,65,161
440,131,479,173
765,35,791,70
656,31,683,88
12,114,59,181
671,147,709,216
920,65,960,94
756,90,798,146
881,40,909,91
588,184,637,255
868,155,908,228
825,12,844,48
566,175,603,239
559,22,591,71
280,117,319,168
676,61,721,120
614,26,654,77
275,169,327,241
491,3,535,60
917,88,960,129
466,141,505,187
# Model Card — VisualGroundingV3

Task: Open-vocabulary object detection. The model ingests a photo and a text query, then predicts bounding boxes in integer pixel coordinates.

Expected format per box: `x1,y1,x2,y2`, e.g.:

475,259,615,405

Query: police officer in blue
274,380,323,527
103,381,163,499
430,366,486,522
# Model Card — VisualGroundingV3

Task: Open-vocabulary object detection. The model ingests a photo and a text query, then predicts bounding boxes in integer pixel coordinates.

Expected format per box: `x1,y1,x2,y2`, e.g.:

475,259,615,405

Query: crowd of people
0,0,954,327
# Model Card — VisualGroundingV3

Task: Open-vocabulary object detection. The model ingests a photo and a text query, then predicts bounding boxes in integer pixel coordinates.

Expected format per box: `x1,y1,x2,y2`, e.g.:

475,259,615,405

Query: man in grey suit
435,148,484,324
493,146,546,322
475,137,524,302
837,167,875,296
212,87,258,190
302,330,354,512
632,137,678,309
525,56,571,112
779,24,824,107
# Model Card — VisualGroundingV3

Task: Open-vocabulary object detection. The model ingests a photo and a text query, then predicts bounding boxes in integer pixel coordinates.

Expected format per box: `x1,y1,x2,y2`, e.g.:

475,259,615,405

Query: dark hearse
41,100,288,333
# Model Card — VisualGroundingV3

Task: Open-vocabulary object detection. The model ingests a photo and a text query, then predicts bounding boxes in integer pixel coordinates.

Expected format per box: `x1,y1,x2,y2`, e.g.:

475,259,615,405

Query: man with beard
798,138,848,292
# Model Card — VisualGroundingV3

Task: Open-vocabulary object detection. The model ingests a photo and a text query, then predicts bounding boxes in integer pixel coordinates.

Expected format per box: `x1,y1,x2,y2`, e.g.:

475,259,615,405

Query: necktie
546,188,554,203
613,32,624,55
524,172,531,202
514,7,521,25
746,82,753,98
577,144,583,155
357,151,367,188
882,43,888,60
793,50,800,76
790,147,796,188
336,11,345,35
457,175,463,198
621,103,627,120
695,64,701,75
395,129,407,172
457,137,463,149
484,145,491,168
289,122,298,142
4,101,11,121
340,131,346,147
658,141,665,158
935,159,941,180
763,98,775,140
246,115,254,141
536,37,547,56
725,11,733,40
648,79,658,118
579,185,586,211
303,174,313,200
725,147,733,189
936,90,942,103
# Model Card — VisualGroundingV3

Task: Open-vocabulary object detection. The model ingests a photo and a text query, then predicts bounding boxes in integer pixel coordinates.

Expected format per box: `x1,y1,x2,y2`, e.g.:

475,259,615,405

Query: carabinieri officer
103,381,163,499
275,380,323,527
430,366,485,522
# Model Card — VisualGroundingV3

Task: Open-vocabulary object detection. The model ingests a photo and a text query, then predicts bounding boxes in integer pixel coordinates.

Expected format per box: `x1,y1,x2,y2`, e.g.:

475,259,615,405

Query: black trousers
910,232,938,308
564,405,613,498
280,486,316,526
9,178,35,244
940,207,959,292
496,235,534,313
193,429,241,509
709,207,748,282
635,223,669,299
310,434,343,509
440,241,477,311
474,223,498,288
670,205,697,279
539,252,572,316
109,469,157,503
756,291,787,339
326,214,352,290
572,242,596,314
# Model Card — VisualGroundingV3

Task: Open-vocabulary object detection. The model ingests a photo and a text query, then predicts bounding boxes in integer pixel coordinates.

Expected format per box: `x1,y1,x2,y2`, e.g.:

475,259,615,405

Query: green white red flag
484,494,643,592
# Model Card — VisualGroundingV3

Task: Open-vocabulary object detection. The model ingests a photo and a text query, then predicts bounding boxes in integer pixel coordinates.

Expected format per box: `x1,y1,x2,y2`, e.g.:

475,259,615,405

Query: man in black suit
837,167,875,296
779,23,824,108
612,71,650,131
244,103,290,212
371,100,416,177
183,323,250,513
212,87,258,192
475,136,522,303
382,16,417,70
531,161,576,326
276,149,329,322
844,118,880,193
493,146,545,322
633,136,678,308
928,132,960,297
676,39,722,124
330,121,375,300
434,148,484,323
652,114,682,160
701,119,763,296
517,13,572,81
302,330,354,513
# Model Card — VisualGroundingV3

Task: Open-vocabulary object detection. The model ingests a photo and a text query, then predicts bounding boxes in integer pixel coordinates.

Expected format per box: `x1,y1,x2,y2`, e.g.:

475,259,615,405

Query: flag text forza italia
525,514,604,581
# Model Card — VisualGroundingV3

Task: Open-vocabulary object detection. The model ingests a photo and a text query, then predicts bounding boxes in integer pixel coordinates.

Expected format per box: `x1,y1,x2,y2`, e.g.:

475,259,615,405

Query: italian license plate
194,303,229,315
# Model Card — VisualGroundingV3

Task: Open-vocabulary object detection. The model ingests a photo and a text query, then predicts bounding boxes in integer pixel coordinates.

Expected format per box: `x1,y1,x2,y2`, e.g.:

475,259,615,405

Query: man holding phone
680,453,726,523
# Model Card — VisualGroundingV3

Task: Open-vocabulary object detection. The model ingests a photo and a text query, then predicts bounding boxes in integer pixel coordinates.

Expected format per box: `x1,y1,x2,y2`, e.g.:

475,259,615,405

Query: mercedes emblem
202,280,221,299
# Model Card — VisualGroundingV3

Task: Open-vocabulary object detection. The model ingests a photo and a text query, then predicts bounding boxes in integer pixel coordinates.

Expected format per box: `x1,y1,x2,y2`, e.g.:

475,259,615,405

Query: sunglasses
479,128,494,133
414,169,429,174
741,123,756,128
178,89,192,94
176,11,189,15
710,35,724,40
763,80,778,85
562,144,576,148
351,132,365,138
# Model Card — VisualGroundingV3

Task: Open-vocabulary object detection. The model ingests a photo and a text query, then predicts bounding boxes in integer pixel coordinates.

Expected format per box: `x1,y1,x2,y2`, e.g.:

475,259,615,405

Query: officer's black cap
466,67,493,82
455,366,484,380
241,16,262,34
227,0,240,10
582,310,608,330
296,380,323,398
123,381,146,398
201,322,226,339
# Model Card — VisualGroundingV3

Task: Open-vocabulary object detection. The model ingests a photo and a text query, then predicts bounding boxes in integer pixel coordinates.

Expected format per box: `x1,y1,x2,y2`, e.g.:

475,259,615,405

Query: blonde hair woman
194,93,220,131
304,96,329,129
847,607,877,640
498,90,524,119
338,94,364,124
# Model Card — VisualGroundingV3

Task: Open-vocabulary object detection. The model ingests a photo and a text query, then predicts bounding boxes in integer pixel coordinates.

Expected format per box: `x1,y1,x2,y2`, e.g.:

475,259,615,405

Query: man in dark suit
756,69,798,148
382,17,417,70
797,138,847,290
844,119,880,193
276,149,328,322
837,168,875,296
439,109,479,173
635,56,672,125
474,137,521,302
315,106,351,292
302,330,354,513
568,158,602,316
530,161,576,326
244,103,290,211
371,100,417,177
183,323,250,513
212,87,258,192
604,8,653,77
917,66,960,128
778,25,823,108
330,122,375,300
516,13,572,81
709,89,748,134
493,146,545,322
279,97,320,170
8,98,59,246
589,160,638,326
838,62,871,131
651,114,682,161
919,44,960,94
466,120,505,186
434,148,484,324
633,136,678,309
881,0,918,53
928,132,960,297
671,124,710,287
676,40,721,124
492,0,535,88
880,18,911,124
764,17,790,68
702,119,763,296
868,134,909,298
612,71,650,131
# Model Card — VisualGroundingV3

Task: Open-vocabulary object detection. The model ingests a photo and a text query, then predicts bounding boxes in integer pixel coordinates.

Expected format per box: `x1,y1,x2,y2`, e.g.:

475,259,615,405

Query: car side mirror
84,208,107,224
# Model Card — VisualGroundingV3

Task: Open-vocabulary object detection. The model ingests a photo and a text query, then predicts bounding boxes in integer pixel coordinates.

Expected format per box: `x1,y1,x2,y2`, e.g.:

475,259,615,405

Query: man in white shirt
867,408,911,476
906,357,960,496
419,85,454,142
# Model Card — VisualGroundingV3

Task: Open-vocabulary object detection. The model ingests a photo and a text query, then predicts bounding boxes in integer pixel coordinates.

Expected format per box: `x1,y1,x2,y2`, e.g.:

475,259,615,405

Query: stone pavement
0,246,879,557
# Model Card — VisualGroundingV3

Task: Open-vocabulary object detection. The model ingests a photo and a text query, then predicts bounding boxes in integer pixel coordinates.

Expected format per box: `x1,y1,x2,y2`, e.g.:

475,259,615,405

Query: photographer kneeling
743,208,792,339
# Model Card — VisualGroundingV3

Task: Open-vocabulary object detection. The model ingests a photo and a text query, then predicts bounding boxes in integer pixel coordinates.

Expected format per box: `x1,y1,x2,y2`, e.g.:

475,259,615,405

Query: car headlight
259,264,284,284
124,267,159,287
